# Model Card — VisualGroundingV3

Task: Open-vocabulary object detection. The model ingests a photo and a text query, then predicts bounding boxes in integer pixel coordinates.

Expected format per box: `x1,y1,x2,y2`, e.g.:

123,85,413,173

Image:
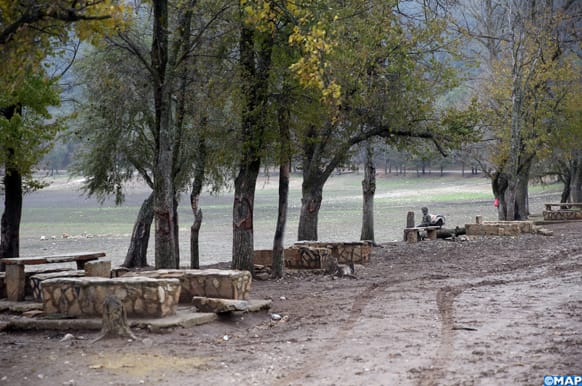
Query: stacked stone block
122,269,252,302
543,210,582,221
294,241,372,265
465,220,539,236
283,246,329,269
30,270,85,302
41,277,181,318
84,260,112,277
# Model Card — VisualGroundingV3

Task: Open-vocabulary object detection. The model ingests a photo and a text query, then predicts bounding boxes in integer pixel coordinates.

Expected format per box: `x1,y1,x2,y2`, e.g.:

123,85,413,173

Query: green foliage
0,75,62,174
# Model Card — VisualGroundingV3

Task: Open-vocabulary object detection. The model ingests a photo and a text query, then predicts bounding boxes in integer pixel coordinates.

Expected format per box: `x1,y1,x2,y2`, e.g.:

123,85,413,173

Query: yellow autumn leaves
240,0,342,105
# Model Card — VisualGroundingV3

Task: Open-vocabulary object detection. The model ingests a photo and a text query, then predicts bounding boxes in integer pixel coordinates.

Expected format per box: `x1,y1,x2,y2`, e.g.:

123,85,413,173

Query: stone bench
30,270,85,302
122,269,252,303
293,241,372,264
403,226,441,243
254,247,332,269
284,246,331,269
465,221,534,236
542,203,582,221
41,277,181,318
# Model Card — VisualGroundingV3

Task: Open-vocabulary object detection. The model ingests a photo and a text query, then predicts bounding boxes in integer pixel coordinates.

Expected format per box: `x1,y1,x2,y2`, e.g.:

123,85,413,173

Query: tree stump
92,295,137,343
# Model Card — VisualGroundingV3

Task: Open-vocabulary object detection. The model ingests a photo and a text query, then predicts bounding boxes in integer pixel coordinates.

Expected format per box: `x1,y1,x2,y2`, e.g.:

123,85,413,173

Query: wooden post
476,215,483,224
406,211,415,228
404,211,416,241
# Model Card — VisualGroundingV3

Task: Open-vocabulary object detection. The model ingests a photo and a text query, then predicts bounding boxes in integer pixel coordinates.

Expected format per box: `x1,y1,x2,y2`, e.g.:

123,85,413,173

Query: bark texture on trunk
272,162,289,278
492,171,509,221
1,105,23,263
152,0,178,269
190,138,206,269
232,163,260,273
360,144,376,242
570,155,582,202
190,206,202,269
0,166,22,260
298,183,323,241
272,102,291,279
231,14,273,273
123,193,154,268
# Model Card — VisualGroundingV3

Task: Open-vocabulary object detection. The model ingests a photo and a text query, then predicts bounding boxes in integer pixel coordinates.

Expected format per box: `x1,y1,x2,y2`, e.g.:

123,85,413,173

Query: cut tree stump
92,295,137,343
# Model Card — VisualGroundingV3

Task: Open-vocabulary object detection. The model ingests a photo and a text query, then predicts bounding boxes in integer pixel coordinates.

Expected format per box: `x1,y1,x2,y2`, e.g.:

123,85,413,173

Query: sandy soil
1,221,581,386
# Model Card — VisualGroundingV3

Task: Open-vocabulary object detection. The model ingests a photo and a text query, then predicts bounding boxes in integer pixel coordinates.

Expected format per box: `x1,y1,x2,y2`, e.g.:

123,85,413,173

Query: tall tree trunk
514,165,530,219
559,165,571,203
232,162,260,273
152,0,178,269
298,181,323,241
1,104,23,264
122,193,154,268
492,171,509,220
190,138,206,269
360,143,376,242
571,155,582,202
231,10,273,273
0,165,22,260
173,196,180,269
272,102,291,279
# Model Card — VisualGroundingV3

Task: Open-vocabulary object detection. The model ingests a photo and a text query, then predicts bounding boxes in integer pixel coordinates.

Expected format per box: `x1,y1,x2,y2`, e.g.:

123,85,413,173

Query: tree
73,1,230,268
231,1,275,273
360,142,376,242
0,1,124,259
461,0,581,219
293,0,472,240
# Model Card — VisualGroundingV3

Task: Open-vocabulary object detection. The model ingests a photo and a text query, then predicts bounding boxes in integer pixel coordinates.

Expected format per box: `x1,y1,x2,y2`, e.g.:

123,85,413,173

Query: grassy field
18,171,562,266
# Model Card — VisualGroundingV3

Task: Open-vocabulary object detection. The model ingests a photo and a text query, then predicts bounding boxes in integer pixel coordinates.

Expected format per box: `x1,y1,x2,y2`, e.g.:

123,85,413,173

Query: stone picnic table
0,251,106,301
543,203,582,221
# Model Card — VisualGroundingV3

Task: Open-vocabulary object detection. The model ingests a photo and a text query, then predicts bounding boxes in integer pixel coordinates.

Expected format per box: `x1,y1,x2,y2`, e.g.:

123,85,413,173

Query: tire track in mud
419,269,577,386
279,279,393,384
281,243,580,385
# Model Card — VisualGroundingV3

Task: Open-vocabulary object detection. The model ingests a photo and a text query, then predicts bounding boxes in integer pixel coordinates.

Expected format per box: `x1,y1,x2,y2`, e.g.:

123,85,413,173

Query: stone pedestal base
41,277,181,318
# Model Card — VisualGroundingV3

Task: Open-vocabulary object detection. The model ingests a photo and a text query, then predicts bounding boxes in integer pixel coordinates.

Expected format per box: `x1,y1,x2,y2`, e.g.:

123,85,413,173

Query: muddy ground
1,221,581,386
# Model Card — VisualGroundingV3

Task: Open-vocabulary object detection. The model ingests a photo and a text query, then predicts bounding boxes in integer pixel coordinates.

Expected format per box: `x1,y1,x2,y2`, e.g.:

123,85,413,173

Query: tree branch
0,3,112,45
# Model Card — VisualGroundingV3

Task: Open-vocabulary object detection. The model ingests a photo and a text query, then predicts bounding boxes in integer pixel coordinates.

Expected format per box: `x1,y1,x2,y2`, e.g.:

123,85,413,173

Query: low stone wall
122,269,252,302
253,250,273,267
41,277,181,318
466,222,525,236
543,210,582,221
23,268,74,299
294,241,372,264
284,246,331,269
30,270,85,302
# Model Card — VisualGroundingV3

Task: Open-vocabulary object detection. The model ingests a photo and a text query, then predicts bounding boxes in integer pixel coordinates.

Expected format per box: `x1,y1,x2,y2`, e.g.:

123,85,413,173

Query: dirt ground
1,221,581,386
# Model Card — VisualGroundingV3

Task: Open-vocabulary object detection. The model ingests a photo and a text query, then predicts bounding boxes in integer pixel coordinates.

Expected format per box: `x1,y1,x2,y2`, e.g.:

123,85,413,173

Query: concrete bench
122,269,252,303
403,226,441,243
41,276,181,318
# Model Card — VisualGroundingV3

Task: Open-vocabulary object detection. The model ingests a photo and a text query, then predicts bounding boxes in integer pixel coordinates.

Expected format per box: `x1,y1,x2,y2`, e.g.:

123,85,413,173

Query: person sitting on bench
418,207,445,227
